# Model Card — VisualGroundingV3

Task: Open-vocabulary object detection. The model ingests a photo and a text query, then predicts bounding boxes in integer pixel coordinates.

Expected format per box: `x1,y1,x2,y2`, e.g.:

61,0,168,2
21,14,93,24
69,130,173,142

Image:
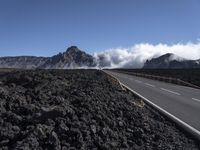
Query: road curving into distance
104,70,200,139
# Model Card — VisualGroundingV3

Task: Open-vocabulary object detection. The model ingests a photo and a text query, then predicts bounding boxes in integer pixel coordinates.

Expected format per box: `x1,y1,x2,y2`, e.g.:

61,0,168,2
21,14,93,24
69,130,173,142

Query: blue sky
0,0,200,56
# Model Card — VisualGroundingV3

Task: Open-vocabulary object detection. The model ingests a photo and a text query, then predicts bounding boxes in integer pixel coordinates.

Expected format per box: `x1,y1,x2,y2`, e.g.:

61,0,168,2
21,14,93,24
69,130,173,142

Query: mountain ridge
1,48,200,69
0,46,97,69
143,53,200,69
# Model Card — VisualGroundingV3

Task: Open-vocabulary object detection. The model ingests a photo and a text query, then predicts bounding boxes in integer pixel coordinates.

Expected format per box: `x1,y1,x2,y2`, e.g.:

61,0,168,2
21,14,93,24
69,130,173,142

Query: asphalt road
104,70,200,132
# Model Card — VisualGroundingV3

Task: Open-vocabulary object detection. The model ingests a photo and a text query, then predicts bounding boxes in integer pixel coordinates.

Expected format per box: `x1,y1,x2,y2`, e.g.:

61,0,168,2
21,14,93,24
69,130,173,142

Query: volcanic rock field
0,69,199,150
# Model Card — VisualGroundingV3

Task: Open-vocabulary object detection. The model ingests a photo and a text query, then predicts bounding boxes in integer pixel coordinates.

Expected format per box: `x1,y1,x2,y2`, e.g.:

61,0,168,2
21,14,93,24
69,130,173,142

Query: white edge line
160,88,181,96
103,70,200,141
122,83,200,140
192,98,200,102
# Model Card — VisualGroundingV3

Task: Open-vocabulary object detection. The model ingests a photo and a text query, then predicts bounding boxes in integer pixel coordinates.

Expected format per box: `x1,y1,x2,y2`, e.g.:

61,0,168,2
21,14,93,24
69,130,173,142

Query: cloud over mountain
94,42,200,68
1,43,200,69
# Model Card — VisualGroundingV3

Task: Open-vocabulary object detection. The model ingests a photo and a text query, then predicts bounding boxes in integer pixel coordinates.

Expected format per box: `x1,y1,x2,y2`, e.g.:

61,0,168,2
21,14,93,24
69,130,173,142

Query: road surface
104,70,200,132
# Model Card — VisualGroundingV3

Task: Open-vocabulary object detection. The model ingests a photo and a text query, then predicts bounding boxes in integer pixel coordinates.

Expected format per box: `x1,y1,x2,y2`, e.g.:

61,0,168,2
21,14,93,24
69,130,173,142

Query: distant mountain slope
143,53,200,69
0,46,96,69
0,56,48,69
2,49,200,69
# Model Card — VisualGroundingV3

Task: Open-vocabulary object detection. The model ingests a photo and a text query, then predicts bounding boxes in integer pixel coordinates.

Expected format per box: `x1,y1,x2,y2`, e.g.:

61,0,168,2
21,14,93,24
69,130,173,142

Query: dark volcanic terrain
0,69,199,149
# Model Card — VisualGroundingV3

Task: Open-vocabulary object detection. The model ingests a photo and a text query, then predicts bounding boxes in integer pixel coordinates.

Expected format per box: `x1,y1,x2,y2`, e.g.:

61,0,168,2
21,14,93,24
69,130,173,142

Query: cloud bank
94,42,200,68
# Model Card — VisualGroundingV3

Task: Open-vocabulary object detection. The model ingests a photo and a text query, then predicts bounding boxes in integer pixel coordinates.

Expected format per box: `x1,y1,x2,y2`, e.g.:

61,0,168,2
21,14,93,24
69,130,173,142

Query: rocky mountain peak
65,46,80,54
154,53,175,61
161,53,173,57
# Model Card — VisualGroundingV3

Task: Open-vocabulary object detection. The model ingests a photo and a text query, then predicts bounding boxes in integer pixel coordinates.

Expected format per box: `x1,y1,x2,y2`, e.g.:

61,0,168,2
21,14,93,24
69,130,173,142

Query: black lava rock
0,69,199,150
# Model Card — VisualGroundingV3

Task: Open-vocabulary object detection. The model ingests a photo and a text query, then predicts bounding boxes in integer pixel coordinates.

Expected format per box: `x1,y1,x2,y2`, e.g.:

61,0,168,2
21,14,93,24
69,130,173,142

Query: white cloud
94,42,200,68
